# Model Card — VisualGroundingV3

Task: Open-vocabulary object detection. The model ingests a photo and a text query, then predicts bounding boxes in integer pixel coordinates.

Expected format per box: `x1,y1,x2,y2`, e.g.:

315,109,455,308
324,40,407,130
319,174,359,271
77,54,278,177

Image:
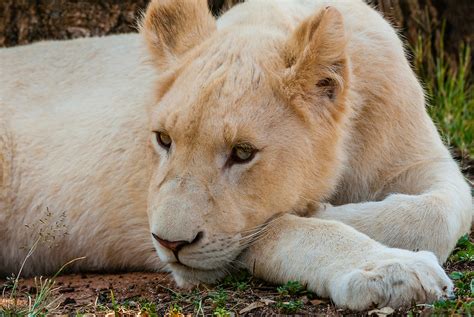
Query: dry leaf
309,299,327,306
239,301,265,314
260,298,276,305
368,306,395,316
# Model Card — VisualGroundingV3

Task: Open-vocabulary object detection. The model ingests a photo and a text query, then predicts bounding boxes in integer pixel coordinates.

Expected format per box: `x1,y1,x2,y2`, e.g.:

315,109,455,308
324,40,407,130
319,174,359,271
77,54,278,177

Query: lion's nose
152,231,203,252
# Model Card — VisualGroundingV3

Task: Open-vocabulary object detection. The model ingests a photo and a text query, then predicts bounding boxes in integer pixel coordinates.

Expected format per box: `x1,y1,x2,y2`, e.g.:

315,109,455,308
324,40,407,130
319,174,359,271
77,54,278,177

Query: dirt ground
1,232,473,316
0,271,441,316
1,272,344,316
2,272,176,315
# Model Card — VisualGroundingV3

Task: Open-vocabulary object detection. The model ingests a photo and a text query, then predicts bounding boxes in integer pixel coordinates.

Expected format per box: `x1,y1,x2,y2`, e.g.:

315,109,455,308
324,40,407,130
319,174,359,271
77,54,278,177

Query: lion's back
1,34,151,112
0,34,159,275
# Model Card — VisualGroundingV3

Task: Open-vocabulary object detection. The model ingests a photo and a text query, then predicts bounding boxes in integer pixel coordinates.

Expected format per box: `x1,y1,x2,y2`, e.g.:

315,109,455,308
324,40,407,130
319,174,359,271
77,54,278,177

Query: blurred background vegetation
0,0,472,176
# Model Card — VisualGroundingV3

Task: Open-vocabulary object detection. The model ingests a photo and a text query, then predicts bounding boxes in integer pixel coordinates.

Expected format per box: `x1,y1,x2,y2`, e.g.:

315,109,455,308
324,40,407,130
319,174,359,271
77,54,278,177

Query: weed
30,258,86,315
221,270,252,291
110,290,119,317
213,306,231,317
122,297,158,316
276,299,304,314
427,235,474,315
277,280,306,296
449,234,474,262
1,257,85,316
412,21,473,157
209,289,228,308
0,209,83,316
432,299,474,315
449,271,474,298
192,296,205,316
166,303,184,317
141,302,159,317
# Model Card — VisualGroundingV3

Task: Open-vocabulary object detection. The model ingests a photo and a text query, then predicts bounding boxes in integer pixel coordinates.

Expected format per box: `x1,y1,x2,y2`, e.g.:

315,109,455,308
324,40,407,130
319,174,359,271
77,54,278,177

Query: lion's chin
167,262,233,288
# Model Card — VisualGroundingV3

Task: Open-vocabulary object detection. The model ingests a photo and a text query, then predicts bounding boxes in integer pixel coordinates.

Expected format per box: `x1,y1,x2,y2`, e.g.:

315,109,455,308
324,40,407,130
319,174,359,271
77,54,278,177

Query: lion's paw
330,250,453,311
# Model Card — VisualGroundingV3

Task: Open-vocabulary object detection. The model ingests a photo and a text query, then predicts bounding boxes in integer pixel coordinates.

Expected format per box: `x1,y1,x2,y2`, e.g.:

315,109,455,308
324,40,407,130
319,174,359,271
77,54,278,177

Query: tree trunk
0,0,149,47
0,0,472,71
0,0,241,47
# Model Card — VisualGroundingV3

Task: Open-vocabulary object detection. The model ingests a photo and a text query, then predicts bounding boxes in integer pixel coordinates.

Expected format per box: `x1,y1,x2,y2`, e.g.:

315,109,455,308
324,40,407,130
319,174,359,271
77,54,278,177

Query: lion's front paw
330,250,453,311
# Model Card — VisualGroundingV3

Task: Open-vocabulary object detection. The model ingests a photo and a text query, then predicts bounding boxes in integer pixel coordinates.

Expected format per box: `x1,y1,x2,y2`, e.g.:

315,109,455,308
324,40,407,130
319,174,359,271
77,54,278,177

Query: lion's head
140,0,351,286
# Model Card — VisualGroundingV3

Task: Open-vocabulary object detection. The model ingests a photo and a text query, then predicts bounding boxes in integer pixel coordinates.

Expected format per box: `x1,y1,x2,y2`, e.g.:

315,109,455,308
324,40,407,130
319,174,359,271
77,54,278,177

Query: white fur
0,0,472,310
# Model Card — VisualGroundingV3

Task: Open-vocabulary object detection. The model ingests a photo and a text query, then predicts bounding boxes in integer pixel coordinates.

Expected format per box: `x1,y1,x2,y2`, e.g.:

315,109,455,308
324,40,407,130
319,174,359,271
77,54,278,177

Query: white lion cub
0,0,472,311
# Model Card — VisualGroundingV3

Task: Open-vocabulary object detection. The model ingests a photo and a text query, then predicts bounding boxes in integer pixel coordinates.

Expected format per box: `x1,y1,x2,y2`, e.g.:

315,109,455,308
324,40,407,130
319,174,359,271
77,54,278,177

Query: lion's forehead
155,60,283,144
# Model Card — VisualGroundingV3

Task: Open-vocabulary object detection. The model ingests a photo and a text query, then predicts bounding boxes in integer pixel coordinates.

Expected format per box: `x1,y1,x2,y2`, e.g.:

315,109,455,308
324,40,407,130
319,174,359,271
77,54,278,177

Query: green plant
141,302,158,317
29,257,86,316
449,234,474,262
0,257,85,316
166,303,184,317
221,270,252,291
213,306,231,317
276,300,304,314
110,290,119,317
449,271,474,298
192,297,205,317
412,21,473,157
427,235,474,315
277,280,306,296
121,297,158,316
432,299,474,315
0,210,83,316
209,289,228,308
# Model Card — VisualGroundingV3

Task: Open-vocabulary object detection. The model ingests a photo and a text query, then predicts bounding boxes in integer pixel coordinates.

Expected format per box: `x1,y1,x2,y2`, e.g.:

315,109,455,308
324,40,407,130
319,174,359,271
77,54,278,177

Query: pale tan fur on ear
283,7,349,123
140,0,216,71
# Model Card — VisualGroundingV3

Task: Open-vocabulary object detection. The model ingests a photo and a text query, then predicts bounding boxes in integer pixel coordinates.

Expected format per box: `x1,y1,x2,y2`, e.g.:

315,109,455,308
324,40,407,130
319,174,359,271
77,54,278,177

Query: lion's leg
317,159,472,263
240,214,452,310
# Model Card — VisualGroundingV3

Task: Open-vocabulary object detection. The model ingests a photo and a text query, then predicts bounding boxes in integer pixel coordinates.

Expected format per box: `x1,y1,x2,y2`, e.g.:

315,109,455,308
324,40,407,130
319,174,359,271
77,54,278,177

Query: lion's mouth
154,222,276,281
168,250,242,272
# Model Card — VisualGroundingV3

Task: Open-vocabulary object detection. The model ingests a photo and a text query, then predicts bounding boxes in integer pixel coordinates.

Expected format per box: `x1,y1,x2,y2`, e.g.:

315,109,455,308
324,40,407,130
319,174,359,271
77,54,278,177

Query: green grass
276,299,304,314
5,236,469,316
412,21,473,157
408,17,474,315
121,297,158,316
213,306,231,317
274,281,312,314
0,211,83,316
428,234,474,315
277,280,307,296
449,234,474,262
0,258,85,316
221,269,252,291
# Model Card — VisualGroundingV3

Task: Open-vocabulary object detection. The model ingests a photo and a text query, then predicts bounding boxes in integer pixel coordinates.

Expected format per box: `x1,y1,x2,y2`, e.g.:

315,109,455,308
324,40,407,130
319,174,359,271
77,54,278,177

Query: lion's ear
140,0,216,71
281,7,349,122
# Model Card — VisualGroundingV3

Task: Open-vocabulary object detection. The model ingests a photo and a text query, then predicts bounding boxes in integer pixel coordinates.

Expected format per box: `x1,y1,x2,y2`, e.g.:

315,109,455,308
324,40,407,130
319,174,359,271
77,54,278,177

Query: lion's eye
230,144,257,164
155,132,172,149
